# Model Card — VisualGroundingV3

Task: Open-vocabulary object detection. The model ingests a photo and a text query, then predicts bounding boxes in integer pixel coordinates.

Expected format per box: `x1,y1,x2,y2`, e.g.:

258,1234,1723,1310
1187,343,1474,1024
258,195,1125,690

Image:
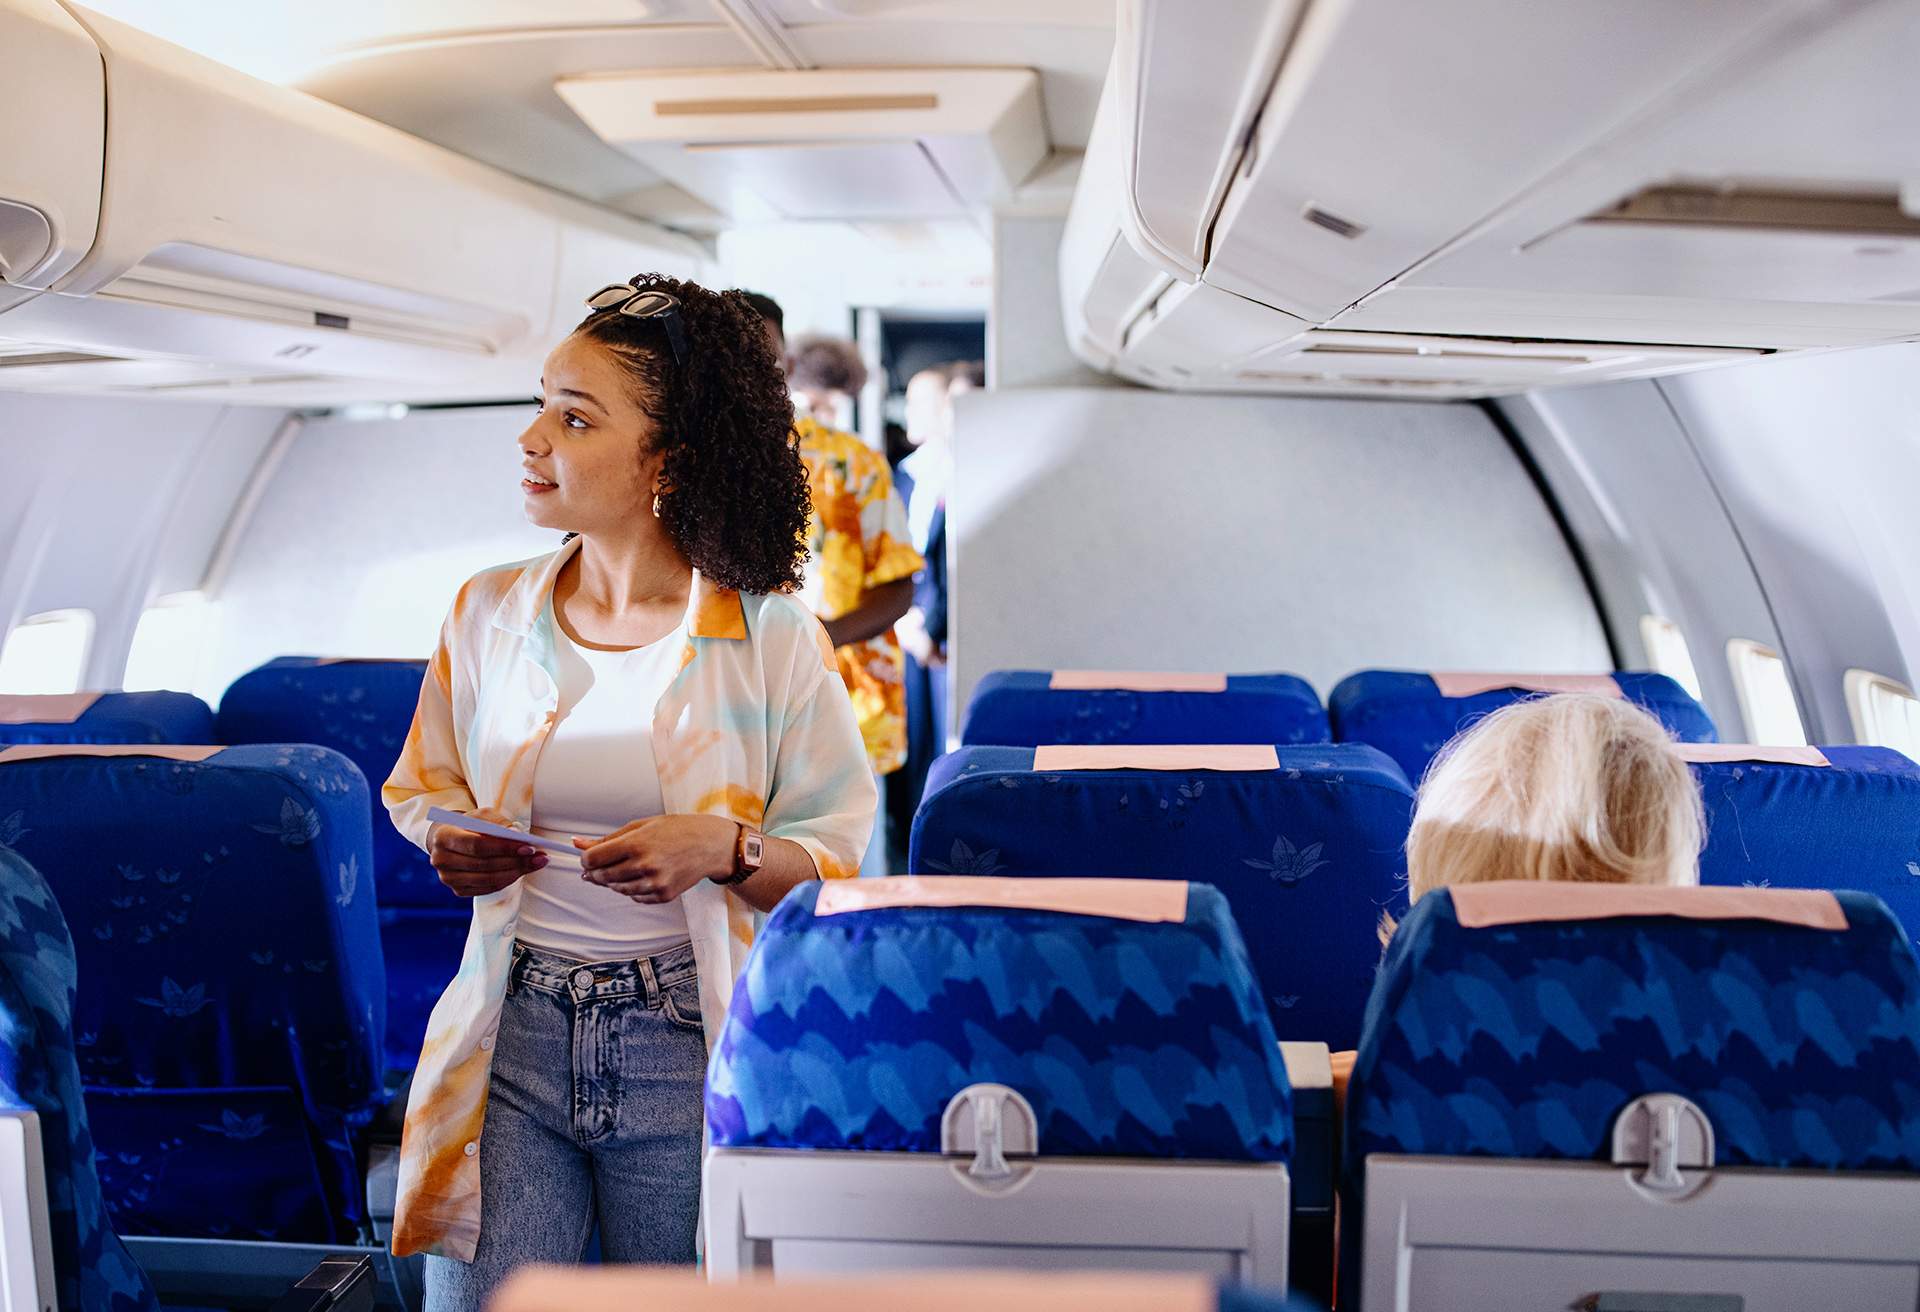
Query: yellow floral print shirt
794,416,925,775
381,537,875,1261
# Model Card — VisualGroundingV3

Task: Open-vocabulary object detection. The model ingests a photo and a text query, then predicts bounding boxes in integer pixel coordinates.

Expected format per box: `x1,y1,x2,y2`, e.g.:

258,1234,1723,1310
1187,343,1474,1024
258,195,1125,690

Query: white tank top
516,603,691,962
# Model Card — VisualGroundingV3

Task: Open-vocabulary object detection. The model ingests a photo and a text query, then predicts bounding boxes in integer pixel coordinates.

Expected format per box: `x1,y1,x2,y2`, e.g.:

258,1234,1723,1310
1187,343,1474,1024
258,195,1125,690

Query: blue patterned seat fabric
1693,746,1920,941
909,745,1411,1048
709,881,1293,1164
961,671,1330,747
0,745,387,1244
1341,887,1920,1300
216,657,455,1072
0,691,214,747
1327,671,1716,783
0,843,159,1312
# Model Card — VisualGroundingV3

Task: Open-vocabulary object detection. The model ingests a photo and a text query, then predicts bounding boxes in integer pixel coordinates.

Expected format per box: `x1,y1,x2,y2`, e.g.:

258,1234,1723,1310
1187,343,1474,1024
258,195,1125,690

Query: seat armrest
0,1109,57,1312
267,1254,376,1312
1277,1042,1332,1209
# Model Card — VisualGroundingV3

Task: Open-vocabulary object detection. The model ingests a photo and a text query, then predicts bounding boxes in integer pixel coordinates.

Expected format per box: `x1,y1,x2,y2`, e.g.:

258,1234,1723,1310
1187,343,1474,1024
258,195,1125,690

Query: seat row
915,667,1919,1301
703,875,1920,1310
3,664,1910,1069
910,738,1920,1045
962,667,1718,778
2,663,1707,1073
3,662,1917,1306
0,659,452,1075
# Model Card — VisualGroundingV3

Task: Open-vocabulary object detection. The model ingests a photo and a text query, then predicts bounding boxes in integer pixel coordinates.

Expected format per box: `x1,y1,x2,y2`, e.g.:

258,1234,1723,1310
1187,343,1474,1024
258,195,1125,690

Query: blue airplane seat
0,841,160,1312
1341,882,1920,1309
962,670,1329,747
0,690,214,746
0,743,386,1245
217,657,456,1073
910,743,1411,1049
1328,670,1715,783
1690,744,1920,939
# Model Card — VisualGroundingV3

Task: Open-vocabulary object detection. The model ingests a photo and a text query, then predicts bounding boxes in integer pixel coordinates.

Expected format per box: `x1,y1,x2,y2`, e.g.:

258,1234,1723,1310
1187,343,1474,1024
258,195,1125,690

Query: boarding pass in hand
426,807,581,856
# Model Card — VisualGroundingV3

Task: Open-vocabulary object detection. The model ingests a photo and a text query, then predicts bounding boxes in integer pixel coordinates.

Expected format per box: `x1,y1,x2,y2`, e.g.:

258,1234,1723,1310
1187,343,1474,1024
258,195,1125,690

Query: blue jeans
422,940,706,1312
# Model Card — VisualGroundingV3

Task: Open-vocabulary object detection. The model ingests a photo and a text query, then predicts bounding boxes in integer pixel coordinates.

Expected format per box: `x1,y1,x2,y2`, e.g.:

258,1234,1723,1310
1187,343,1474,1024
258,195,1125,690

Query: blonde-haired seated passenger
1332,693,1705,1105
1405,691,1704,903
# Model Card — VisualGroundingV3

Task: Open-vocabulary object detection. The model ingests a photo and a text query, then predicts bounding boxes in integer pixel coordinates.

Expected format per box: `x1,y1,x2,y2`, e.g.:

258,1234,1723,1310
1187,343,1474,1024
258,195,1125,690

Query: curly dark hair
571,273,810,594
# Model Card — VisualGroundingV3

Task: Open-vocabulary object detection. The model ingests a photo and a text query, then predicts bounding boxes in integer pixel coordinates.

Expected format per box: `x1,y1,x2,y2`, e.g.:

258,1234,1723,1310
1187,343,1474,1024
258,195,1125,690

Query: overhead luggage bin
1338,0,1920,349
1202,0,1817,327
1056,0,1302,369
1062,0,1914,395
0,2,707,403
0,0,102,316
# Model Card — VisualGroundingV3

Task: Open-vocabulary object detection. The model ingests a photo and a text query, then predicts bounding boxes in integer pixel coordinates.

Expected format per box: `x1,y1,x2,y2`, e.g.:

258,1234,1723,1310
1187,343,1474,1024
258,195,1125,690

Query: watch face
743,832,764,866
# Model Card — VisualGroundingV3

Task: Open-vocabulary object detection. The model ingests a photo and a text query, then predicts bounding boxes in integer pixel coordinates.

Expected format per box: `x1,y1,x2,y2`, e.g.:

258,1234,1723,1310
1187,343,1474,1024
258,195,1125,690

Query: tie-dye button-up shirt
794,417,924,775
381,538,874,1261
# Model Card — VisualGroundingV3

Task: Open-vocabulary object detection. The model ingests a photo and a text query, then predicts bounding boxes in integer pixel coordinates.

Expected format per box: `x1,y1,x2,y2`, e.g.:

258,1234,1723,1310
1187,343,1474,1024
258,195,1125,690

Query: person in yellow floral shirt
741,297,923,872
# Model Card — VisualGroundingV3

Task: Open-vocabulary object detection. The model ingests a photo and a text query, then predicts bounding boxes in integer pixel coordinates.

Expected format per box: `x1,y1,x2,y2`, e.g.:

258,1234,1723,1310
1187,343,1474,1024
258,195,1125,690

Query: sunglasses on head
585,283,691,368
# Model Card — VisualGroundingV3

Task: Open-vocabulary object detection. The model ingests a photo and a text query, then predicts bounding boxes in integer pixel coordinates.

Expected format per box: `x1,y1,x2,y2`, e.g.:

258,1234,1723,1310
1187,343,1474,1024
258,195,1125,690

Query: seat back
908,744,1411,1047
216,657,455,1070
1327,670,1715,782
0,844,159,1312
705,879,1295,1282
0,744,386,1244
1343,882,1920,1310
0,691,214,746
491,1268,1325,1312
711,878,1292,1162
961,671,1329,747
1690,745,1920,938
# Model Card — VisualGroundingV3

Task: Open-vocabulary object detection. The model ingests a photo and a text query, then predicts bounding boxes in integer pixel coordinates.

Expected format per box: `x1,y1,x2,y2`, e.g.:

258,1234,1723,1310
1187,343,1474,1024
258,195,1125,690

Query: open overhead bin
0,0,707,403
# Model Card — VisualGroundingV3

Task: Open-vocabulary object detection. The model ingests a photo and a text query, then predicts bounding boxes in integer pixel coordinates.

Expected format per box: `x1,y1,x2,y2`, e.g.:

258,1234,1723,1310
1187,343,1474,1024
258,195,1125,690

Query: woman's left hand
575,815,737,903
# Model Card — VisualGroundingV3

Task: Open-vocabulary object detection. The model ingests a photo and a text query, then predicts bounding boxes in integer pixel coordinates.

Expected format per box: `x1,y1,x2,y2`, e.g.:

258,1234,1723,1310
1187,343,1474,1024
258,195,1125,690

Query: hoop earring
652,493,663,517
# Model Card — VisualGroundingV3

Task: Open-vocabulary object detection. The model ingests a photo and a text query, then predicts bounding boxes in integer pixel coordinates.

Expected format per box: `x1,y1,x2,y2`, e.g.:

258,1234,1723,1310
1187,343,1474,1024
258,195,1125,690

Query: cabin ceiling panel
779,22,1112,147
77,1,727,80
294,28,756,218
761,1,1113,27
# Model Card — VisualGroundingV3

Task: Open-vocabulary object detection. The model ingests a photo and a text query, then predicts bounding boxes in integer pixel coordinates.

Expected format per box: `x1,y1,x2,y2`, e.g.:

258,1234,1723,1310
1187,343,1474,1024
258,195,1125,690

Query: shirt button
479,1035,494,1052
463,1141,478,1157
572,968,593,988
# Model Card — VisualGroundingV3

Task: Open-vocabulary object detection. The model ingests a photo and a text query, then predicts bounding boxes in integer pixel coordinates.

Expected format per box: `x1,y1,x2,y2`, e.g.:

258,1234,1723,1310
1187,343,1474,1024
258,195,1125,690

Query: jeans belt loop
638,952,661,1008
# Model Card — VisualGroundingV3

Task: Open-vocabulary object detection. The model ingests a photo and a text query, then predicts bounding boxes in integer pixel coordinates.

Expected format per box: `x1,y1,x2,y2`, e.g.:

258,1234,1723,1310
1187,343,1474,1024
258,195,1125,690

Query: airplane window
1638,614,1703,701
1725,638,1808,747
1844,669,1920,759
124,592,211,695
0,609,95,695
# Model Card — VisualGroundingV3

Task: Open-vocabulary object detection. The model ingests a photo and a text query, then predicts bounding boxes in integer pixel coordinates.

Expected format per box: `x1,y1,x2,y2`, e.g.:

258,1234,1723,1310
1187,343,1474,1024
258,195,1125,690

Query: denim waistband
509,939,697,1005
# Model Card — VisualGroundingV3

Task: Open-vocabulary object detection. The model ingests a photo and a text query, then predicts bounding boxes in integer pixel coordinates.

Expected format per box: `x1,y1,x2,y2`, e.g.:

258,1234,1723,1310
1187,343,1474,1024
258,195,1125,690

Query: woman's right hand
428,807,548,897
